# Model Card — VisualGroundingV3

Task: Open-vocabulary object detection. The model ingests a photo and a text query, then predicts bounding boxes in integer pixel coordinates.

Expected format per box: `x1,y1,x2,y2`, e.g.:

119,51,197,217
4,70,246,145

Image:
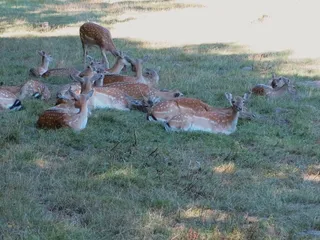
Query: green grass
1,0,320,239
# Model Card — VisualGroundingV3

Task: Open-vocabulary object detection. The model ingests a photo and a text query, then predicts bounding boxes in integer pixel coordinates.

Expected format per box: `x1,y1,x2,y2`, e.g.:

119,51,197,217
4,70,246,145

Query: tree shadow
1,34,320,239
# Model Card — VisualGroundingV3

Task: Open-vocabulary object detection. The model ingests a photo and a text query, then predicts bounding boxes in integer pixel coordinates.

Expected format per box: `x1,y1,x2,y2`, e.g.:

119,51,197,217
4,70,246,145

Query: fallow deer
71,74,134,111
100,56,159,87
0,80,51,100
103,82,183,104
37,90,93,131
88,51,130,74
29,51,53,77
164,93,249,135
0,89,22,111
251,76,295,98
80,22,119,69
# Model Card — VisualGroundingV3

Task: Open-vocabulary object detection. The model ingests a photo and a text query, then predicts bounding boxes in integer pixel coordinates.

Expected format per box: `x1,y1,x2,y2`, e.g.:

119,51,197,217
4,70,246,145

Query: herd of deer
0,22,296,135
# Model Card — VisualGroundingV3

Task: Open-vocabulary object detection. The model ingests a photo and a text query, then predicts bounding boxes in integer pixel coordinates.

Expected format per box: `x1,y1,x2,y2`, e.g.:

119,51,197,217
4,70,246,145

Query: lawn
0,0,319,239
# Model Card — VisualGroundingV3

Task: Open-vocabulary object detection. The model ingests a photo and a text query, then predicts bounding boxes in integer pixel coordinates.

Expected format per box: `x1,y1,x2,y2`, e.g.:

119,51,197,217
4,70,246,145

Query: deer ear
86,90,94,99
70,74,85,84
272,73,276,79
38,50,44,56
243,92,251,101
225,92,232,102
142,55,150,63
156,66,161,72
69,88,80,101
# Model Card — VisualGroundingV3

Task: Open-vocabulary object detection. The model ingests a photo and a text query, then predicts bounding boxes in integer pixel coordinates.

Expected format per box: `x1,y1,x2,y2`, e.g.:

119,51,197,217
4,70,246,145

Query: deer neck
73,101,89,130
107,59,124,74
270,83,289,97
42,57,50,71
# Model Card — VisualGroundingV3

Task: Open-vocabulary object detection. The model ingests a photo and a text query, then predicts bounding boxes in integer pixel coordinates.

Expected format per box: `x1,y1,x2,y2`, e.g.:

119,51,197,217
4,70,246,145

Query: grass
1,0,320,239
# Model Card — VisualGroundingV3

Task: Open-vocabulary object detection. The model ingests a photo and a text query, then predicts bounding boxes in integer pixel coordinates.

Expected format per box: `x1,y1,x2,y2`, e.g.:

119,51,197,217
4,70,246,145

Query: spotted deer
164,93,249,135
29,51,53,77
103,82,183,105
71,74,135,111
37,90,93,131
251,76,294,98
80,22,119,69
100,56,159,87
88,51,131,74
0,80,51,100
0,89,22,111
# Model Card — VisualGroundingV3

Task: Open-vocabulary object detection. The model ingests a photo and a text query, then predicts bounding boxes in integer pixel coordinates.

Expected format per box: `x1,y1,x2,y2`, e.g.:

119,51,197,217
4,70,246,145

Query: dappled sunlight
95,167,137,180
213,163,236,174
35,159,49,169
180,207,229,223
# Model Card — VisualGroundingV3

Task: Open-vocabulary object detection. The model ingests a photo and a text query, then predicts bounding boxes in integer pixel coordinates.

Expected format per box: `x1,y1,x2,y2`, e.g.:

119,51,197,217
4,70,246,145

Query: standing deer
0,89,22,111
164,93,249,135
80,22,119,69
29,51,53,77
37,90,93,131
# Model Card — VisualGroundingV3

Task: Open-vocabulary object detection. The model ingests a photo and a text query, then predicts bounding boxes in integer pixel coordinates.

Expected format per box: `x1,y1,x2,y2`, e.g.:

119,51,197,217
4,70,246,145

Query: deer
102,82,183,106
70,74,135,111
148,94,255,123
0,89,23,111
37,90,93,131
164,93,249,135
29,51,53,77
88,51,131,74
100,56,160,87
251,75,295,98
49,88,83,114
0,80,51,101
80,22,119,69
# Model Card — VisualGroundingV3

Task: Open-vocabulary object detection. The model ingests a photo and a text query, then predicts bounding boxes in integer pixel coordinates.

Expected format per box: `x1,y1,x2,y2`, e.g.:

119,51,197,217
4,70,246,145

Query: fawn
29,51,53,77
164,93,249,135
37,90,93,131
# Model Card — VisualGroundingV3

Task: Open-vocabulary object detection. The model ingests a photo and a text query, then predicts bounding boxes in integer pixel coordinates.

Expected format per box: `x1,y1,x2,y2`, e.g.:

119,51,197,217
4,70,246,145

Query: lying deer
88,51,130,74
0,89,23,111
0,80,51,100
251,76,295,98
37,90,93,131
29,51,53,77
103,82,183,105
100,56,159,87
80,22,119,68
148,94,254,123
164,93,249,135
71,74,134,111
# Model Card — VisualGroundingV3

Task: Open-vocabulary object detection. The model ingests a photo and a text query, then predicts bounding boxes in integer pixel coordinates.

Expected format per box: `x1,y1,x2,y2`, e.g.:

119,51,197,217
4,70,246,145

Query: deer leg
82,44,88,68
101,49,109,69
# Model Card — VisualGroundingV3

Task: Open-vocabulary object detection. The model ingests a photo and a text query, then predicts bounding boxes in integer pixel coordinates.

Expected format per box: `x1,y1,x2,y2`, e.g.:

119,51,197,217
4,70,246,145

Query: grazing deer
104,82,183,104
100,56,159,87
71,74,134,111
80,22,119,69
0,80,51,100
37,90,93,131
251,76,295,98
164,93,249,135
0,89,22,111
29,51,53,77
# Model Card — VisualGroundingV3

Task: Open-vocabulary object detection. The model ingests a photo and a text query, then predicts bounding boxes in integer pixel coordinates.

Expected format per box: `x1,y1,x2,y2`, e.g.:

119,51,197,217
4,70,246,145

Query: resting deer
29,51,53,77
0,89,23,111
164,93,249,135
103,82,183,104
88,51,131,74
251,76,295,98
100,56,159,87
71,74,134,111
80,22,119,69
49,88,82,114
37,90,93,131
0,80,51,100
